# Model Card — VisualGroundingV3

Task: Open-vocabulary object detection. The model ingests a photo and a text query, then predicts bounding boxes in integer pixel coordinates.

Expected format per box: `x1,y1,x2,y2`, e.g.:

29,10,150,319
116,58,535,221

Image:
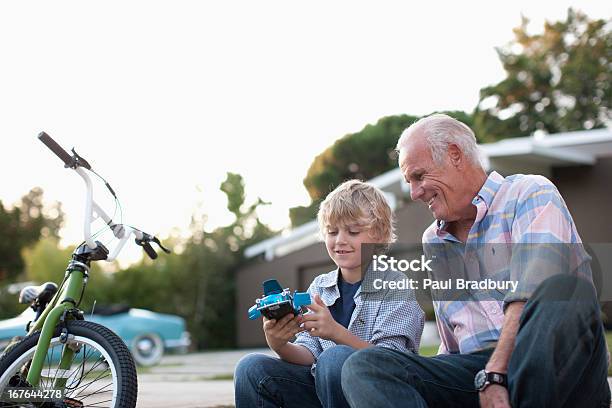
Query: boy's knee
319,345,355,365
235,353,272,381
316,345,355,382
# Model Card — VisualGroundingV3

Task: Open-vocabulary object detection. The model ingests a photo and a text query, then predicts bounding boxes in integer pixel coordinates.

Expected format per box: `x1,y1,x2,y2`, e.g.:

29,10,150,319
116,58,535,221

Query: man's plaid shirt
423,171,590,355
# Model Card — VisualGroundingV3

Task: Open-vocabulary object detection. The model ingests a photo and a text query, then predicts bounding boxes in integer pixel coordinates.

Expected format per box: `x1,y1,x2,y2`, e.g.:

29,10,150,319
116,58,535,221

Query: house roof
245,128,612,261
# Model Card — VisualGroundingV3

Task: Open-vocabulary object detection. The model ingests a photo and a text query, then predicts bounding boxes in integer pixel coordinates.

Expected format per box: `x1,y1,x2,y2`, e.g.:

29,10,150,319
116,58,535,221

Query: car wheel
131,332,164,366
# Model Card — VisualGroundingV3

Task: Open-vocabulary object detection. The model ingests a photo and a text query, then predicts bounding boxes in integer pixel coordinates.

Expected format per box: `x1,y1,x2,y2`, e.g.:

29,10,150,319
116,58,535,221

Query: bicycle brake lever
68,148,92,170
135,236,158,259
142,242,158,259
152,236,171,253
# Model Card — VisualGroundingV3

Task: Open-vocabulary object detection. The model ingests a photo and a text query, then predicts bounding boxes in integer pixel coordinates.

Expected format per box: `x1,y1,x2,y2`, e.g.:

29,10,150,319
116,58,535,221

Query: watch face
474,370,487,390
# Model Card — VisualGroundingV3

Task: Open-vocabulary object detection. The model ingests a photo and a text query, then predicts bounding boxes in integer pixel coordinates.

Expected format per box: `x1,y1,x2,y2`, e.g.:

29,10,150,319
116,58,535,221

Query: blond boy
235,180,424,408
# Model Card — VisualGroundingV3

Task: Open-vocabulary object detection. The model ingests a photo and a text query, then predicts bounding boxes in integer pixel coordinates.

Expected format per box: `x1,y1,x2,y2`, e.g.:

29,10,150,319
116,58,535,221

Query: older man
341,114,610,407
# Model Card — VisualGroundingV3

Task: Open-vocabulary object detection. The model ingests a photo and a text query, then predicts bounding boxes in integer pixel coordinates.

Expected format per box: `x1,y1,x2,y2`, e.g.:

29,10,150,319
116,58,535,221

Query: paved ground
138,347,612,407
137,348,271,408
137,322,443,407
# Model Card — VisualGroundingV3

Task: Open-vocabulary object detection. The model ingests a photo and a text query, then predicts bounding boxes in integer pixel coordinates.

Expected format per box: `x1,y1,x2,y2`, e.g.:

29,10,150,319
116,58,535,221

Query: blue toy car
248,279,311,320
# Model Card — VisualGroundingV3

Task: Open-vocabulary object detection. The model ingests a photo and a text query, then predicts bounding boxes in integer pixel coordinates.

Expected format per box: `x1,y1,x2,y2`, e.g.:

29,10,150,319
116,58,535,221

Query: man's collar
435,171,505,238
472,171,505,208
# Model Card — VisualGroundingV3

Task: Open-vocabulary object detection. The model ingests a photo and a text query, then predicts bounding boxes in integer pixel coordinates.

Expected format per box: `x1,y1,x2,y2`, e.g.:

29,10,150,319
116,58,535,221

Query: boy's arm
333,328,372,349
274,342,316,366
264,314,317,366
302,295,372,349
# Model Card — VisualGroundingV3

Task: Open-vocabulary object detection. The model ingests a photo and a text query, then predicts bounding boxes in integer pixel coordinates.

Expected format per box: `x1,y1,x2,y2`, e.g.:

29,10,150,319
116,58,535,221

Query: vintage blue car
0,305,191,366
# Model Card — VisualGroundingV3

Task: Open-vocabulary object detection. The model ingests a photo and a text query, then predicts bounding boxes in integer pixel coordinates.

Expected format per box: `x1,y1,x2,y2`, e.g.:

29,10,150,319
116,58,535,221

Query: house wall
552,157,612,242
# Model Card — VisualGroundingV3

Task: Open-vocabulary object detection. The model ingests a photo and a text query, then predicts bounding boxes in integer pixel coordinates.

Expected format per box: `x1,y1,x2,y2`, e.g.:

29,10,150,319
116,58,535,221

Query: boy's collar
319,268,339,288
320,263,377,292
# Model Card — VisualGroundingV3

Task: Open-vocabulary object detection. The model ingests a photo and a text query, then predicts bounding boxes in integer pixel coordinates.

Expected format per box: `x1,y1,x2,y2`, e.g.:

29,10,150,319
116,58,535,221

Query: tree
181,172,274,348
288,115,418,227
474,9,611,141
107,172,275,349
291,111,474,227
303,115,418,202
0,188,64,281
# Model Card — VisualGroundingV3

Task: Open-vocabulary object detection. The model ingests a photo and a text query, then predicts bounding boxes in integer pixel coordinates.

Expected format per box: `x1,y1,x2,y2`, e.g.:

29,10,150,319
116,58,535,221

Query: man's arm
486,301,524,372
479,301,525,408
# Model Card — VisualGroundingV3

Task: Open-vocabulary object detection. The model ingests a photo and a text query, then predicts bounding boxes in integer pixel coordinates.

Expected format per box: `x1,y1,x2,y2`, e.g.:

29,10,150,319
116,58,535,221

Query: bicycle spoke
77,382,113,401
69,370,112,398
82,399,113,407
50,343,60,387
65,343,103,395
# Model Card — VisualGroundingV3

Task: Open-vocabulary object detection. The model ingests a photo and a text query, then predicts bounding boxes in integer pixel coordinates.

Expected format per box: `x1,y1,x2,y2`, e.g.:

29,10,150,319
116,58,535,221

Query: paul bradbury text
372,278,519,292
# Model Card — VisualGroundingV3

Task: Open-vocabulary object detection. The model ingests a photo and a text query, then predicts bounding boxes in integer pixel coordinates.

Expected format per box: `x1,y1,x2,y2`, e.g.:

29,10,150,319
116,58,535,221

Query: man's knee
342,348,427,403
536,275,596,301
342,347,410,386
529,274,599,318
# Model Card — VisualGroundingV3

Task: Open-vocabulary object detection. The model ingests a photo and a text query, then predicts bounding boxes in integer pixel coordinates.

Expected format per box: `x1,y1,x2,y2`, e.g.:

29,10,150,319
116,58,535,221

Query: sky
0,1,609,264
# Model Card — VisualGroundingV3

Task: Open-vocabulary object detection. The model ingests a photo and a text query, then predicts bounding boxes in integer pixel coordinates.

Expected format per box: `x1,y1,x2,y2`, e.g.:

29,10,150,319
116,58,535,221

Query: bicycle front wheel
0,320,137,408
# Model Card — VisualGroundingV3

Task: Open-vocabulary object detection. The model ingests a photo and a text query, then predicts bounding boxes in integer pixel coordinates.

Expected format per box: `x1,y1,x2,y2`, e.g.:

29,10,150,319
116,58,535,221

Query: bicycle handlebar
38,132,73,167
37,131,169,261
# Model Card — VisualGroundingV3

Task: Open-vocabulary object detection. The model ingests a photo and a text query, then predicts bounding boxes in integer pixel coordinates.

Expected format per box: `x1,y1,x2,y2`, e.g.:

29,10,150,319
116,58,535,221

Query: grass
208,374,234,381
419,344,439,357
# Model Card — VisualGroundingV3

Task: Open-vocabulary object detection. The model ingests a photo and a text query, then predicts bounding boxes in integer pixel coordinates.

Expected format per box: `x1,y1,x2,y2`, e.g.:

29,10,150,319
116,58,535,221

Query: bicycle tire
0,320,137,408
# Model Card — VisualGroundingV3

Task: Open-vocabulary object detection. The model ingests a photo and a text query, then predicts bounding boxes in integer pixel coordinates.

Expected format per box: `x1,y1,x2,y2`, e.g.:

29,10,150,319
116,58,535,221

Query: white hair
397,113,483,167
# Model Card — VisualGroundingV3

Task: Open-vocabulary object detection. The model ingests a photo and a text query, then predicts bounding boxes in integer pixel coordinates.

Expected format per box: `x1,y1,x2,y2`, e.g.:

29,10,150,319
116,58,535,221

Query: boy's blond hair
317,179,396,245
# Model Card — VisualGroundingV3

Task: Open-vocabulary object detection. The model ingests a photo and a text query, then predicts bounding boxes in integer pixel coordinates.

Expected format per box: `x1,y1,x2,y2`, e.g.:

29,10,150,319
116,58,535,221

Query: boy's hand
263,313,305,352
302,294,343,342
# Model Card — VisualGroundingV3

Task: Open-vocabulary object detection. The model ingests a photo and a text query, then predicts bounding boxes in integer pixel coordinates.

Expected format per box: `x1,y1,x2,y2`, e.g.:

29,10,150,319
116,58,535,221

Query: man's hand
302,294,344,341
479,384,511,408
263,313,305,352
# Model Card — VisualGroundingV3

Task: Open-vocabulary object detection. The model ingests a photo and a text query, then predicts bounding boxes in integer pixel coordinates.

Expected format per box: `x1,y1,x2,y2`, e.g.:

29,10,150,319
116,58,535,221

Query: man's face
398,133,471,222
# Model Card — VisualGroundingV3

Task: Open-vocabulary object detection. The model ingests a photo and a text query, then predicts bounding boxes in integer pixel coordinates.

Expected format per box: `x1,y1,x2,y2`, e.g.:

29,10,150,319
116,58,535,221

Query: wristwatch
474,369,508,391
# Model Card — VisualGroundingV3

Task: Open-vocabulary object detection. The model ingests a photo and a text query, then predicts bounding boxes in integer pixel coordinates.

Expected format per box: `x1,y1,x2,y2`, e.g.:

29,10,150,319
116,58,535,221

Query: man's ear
448,144,462,168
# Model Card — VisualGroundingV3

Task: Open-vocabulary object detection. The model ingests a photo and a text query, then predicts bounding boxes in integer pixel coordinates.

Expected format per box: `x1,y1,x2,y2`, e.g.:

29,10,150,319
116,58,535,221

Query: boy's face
324,222,378,277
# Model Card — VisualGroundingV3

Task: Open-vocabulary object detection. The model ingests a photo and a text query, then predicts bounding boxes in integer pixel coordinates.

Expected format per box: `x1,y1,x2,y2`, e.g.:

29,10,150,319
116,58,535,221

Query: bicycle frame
25,262,88,387
21,163,144,387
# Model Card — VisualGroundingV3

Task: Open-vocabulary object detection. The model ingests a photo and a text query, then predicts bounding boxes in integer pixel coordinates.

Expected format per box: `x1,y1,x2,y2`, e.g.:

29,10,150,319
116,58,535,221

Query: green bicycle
0,132,170,407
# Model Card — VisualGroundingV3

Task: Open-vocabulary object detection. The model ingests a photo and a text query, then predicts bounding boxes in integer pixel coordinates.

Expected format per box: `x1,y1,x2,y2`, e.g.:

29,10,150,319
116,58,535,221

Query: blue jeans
234,345,356,408
342,275,611,407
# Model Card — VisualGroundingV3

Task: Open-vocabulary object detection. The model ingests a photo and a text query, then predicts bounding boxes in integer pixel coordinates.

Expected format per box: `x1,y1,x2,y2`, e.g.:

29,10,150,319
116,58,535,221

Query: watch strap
486,371,508,388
